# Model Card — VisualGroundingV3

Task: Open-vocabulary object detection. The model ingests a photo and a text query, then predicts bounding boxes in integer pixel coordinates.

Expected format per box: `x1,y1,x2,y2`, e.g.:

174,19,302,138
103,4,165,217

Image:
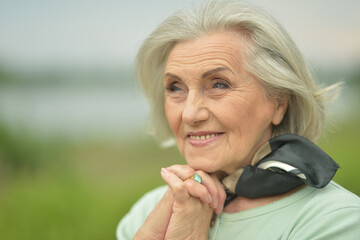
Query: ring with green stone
189,173,202,184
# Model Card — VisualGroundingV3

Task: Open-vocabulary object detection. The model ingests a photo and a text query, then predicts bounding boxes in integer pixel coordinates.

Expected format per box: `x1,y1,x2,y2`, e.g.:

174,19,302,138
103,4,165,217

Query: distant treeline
0,65,136,87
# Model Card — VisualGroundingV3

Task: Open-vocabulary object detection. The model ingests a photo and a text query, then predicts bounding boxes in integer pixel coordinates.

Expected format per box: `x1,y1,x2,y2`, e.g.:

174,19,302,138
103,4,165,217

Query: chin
186,156,220,173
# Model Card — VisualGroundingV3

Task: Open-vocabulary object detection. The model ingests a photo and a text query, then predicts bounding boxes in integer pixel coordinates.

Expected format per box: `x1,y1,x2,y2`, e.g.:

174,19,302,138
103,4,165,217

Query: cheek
165,101,181,134
165,101,186,156
213,96,253,128
217,95,275,136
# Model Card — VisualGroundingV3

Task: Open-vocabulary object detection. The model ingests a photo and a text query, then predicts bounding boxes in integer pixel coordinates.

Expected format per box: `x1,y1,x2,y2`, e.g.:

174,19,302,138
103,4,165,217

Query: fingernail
161,168,168,174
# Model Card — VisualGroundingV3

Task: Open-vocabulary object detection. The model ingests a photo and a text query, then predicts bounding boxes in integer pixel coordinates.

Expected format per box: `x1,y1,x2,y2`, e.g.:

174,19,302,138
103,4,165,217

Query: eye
212,80,230,89
205,79,231,97
166,84,180,92
165,81,188,100
165,82,182,92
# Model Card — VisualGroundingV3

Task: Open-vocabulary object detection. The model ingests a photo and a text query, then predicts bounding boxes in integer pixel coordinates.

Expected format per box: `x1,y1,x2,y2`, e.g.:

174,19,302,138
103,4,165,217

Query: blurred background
0,0,359,239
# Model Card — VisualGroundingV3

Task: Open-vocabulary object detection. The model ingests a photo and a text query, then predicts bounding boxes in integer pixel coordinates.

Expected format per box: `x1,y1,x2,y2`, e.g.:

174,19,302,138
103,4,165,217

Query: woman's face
164,31,287,174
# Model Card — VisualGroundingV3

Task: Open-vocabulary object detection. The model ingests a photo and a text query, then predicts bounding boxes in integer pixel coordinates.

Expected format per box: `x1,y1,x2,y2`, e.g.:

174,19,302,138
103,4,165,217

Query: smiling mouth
188,133,223,140
187,132,224,146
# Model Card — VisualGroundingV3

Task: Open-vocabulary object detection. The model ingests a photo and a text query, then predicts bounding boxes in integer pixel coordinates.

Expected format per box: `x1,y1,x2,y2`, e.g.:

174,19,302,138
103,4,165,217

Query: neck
223,184,306,213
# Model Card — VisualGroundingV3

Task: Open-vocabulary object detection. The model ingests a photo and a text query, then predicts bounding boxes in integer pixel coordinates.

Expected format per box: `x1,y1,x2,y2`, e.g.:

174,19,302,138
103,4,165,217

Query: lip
187,131,224,147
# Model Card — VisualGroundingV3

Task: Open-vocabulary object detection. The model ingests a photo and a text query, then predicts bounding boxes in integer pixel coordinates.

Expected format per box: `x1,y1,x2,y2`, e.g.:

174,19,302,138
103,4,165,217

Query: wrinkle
164,31,277,174
166,39,244,77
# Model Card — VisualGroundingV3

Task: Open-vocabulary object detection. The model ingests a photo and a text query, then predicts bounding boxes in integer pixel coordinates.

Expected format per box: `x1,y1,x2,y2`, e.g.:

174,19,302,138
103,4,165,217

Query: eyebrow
164,67,232,81
201,67,232,79
164,72,182,81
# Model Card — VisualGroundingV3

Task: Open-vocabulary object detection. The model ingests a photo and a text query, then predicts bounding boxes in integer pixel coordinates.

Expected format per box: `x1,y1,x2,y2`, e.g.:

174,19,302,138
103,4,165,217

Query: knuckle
170,164,181,169
185,179,195,189
173,181,186,193
199,187,209,198
182,164,192,170
186,168,195,176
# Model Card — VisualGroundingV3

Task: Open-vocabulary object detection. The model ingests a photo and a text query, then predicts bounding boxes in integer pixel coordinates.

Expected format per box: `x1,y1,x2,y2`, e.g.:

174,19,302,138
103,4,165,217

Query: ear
272,94,288,126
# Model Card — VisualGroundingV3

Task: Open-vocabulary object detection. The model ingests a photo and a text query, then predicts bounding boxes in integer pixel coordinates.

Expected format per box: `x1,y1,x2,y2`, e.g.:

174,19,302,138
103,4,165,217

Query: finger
166,165,195,181
196,170,219,209
185,179,212,204
161,168,189,203
211,174,226,214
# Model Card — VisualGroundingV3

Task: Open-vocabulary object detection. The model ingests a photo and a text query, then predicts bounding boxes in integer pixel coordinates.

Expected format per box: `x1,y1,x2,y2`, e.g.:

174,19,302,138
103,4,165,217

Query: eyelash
165,82,182,92
212,79,230,89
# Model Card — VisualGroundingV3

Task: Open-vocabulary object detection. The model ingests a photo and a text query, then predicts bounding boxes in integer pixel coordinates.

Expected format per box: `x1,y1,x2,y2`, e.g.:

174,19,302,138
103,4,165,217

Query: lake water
0,85,149,139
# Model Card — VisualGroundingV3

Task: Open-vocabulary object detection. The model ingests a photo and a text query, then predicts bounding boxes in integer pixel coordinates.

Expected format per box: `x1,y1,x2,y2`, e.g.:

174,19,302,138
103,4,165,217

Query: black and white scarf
221,134,339,205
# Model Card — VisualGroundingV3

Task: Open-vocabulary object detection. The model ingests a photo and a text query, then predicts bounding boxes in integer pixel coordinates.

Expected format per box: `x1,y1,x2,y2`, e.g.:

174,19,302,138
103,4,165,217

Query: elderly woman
117,1,360,239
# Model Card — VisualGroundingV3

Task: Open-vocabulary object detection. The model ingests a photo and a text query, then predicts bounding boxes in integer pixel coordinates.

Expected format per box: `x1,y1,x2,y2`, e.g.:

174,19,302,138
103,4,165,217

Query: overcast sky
0,0,359,70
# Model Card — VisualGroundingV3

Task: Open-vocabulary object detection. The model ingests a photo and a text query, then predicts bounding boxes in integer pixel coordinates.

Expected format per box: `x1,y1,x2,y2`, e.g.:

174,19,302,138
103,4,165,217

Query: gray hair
136,0,341,143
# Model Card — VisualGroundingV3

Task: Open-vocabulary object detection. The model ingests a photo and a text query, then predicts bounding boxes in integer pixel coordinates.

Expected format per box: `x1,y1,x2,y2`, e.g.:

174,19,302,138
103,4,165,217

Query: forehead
165,31,246,73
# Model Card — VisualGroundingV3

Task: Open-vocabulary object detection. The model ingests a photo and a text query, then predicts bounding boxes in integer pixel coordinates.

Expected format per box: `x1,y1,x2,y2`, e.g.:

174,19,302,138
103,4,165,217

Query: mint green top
116,182,360,239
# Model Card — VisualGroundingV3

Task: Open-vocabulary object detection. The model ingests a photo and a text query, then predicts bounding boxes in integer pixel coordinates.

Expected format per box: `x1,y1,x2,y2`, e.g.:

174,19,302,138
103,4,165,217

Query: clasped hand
134,165,226,240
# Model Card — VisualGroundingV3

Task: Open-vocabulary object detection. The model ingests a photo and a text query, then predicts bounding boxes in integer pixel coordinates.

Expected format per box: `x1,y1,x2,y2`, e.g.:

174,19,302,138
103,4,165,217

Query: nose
182,91,210,125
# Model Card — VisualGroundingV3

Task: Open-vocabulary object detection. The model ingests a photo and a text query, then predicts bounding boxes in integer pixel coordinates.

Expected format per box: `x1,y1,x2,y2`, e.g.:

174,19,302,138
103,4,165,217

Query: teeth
189,133,221,140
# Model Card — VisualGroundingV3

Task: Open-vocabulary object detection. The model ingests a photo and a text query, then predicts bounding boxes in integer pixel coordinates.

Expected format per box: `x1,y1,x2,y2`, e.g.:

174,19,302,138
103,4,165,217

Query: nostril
182,104,210,125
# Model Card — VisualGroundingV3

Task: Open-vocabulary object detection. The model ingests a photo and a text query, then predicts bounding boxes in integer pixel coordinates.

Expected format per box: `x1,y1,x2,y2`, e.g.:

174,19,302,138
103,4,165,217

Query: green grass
0,134,183,240
318,119,360,194
0,120,359,239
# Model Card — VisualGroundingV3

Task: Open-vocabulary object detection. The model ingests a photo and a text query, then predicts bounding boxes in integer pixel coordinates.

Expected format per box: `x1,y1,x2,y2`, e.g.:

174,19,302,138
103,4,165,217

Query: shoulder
321,181,358,201
305,181,360,211
298,181,360,223
285,181,360,239
116,185,168,240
